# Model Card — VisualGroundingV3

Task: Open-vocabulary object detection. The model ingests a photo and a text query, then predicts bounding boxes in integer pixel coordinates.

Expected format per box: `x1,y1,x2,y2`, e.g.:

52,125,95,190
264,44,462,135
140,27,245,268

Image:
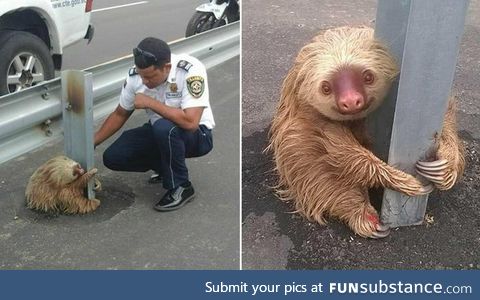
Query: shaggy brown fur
268,26,465,238
25,156,100,214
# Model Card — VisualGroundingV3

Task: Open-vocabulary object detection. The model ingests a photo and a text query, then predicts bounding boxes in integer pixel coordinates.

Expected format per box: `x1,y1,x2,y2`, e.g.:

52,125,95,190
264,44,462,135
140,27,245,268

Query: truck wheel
0,30,55,96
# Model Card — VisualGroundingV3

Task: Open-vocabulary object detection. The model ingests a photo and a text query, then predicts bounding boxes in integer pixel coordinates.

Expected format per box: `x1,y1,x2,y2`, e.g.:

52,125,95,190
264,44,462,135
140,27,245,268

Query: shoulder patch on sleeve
177,60,193,72
128,67,138,76
186,76,205,98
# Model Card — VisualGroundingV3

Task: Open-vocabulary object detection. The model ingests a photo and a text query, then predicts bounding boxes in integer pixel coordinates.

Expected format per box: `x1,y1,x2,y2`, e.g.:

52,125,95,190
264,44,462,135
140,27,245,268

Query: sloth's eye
363,70,375,85
321,81,332,95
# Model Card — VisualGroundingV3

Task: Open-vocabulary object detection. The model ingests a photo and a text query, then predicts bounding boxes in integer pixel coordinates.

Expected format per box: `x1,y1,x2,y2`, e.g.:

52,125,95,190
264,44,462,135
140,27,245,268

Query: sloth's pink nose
337,91,365,114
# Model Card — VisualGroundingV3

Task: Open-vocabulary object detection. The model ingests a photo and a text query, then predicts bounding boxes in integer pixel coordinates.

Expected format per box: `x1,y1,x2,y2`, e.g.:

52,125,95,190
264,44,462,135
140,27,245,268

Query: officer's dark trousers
103,119,213,190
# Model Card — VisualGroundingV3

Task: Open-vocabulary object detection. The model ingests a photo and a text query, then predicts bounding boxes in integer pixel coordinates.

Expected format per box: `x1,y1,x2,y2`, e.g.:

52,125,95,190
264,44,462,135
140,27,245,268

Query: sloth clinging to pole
268,26,465,238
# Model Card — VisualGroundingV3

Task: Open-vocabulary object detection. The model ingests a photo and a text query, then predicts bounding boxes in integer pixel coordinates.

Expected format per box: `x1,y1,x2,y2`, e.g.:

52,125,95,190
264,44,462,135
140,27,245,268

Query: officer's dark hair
133,37,171,69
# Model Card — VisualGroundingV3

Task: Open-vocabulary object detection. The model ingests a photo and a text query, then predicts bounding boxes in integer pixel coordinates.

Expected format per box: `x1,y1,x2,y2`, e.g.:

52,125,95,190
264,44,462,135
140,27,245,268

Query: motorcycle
185,0,240,37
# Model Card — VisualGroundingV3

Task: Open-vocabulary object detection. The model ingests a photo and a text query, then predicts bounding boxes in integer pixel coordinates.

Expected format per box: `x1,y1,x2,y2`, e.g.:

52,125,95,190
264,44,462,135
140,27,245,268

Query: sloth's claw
88,168,98,175
370,224,390,239
93,178,102,192
376,223,390,232
417,169,446,177
416,159,448,172
416,159,453,188
371,230,390,238
417,170,445,184
419,183,434,194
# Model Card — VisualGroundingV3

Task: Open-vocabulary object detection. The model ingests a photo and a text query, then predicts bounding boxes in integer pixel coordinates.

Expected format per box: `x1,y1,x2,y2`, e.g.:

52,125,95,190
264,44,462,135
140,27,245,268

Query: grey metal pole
61,70,95,200
370,0,469,227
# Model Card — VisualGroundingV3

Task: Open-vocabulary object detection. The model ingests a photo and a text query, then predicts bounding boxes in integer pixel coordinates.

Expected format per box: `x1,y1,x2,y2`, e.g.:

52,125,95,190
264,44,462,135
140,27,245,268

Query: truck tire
0,30,55,96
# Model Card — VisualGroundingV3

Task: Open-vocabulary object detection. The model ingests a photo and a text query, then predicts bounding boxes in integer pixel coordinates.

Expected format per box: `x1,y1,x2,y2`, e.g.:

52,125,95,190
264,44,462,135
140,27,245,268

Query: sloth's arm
322,125,432,196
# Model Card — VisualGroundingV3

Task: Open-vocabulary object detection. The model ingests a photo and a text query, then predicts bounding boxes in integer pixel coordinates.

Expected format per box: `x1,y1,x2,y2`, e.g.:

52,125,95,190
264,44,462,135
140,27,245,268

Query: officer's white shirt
119,53,215,129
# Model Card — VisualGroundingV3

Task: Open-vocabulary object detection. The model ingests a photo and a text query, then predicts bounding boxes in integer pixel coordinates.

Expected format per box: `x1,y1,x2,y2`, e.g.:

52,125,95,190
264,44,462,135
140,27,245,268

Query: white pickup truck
0,0,94,96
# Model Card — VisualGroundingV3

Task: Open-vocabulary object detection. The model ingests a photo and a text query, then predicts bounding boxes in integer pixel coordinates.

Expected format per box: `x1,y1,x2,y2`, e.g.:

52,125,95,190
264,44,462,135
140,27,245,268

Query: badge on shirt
170,82,178,93
186,76,204,98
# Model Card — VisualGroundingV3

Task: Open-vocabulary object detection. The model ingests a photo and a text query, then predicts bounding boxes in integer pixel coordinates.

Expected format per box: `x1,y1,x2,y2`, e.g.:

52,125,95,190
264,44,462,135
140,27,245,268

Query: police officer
94,37,215,211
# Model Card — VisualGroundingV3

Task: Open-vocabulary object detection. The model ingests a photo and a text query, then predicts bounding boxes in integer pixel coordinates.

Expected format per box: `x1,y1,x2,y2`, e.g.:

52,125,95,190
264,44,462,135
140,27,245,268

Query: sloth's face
297,27,399,121
71,163,85,179
58,157,84,183
312,66,392,121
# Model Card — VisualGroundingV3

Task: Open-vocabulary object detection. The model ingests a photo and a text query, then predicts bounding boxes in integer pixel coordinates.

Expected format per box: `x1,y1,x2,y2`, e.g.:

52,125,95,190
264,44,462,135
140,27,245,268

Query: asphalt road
0,57,240,269
62,0,204,70
242,0,480,269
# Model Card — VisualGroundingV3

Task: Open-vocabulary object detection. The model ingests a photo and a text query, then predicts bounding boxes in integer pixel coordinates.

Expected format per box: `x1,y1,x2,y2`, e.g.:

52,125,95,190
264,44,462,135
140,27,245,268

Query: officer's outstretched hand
134,93,152,109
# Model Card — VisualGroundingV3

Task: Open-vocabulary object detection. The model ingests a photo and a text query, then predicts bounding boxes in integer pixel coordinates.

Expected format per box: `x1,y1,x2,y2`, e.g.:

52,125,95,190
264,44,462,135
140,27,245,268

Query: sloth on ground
268,26,465,238
25,156,101,214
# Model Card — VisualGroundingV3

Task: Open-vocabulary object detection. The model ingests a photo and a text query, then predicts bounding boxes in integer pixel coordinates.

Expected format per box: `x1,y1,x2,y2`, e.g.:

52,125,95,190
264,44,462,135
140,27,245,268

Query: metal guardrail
0,22,239,165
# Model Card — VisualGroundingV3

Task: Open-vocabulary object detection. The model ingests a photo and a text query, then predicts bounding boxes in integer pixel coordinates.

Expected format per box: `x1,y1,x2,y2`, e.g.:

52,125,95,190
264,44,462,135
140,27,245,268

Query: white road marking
92,1,149,13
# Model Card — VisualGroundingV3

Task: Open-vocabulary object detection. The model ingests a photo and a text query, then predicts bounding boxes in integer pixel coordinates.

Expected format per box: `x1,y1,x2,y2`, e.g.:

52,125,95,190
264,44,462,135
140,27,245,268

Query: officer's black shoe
148,172,162,184
154,182,195,212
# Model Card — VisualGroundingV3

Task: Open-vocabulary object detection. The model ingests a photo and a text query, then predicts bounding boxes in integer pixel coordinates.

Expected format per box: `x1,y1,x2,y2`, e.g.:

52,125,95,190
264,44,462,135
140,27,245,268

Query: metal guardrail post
0,22,239,165
369,0,469,227
62,70,95,200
